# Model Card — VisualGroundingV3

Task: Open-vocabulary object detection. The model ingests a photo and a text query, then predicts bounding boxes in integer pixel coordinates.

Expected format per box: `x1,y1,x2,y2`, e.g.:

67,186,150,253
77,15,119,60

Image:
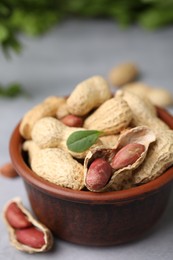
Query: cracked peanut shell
3,197,53,254
84,126,156,192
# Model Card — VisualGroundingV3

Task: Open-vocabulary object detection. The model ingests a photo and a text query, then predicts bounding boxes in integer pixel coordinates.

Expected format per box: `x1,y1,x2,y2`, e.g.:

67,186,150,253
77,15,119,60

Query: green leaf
0,25,9,41
0,83,27,98
67,130,103,153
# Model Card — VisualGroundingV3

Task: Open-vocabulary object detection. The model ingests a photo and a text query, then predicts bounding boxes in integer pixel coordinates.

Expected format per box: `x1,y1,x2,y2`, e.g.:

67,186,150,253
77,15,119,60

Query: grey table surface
0,19,173,260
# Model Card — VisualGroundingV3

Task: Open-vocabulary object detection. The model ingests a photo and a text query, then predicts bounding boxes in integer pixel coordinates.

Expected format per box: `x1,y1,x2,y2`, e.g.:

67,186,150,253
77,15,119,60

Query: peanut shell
122,82,173,108
133,129,173,184
31,116,102,159
148,88,173,107
3,197,53,253
99,134,120,148
56,101,70,119
117,89,169,132
19,96,65,139
122,82,151,97
84,126,156,192
108,62,139,87
66,75,111,116
84,97,133,135
22,140,40,165
29,147,84,190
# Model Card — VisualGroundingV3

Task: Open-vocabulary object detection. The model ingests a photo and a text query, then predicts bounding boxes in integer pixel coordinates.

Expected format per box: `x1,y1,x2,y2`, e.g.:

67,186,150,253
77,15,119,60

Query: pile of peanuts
17,63,173,192
2,62,173,254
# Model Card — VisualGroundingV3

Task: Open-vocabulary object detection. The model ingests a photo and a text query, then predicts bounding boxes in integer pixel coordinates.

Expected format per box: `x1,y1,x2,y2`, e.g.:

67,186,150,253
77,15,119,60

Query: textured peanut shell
66,75,111,116
56,101,70,119
22,140,40,164
84,97,133,135
19,96,65,139
30,148,84,190
148,88,173,107
133,129,173,184
31,117,91,159
84,126,156,192
122,82,151,97
3,197,53,254
99,134,120,148
117,90,169,132
122,82,173,107
108,63,139,87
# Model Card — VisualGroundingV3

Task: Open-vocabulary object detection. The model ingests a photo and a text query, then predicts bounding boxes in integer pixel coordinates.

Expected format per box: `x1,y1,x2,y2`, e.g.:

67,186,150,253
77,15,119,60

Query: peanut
84,126,156,192
122,82,173,108
19,96,65,139
117,90,169,131
111,143,145,170
66,75,111,116
31,117,84,149
3,198,53,253
5,202,32,229
122,82,151,98
60,114,84,127
148,88,173,107
84,97,133,135
133,130,173,184
31,117,92,159
29,147,85,190
56,102,69,119
86,158,112,191
0,163,18,178
108,62,139,87
16,227,45,249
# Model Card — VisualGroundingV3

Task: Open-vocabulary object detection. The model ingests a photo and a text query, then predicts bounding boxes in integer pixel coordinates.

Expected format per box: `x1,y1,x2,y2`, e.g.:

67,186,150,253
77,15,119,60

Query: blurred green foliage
0,0,173,55
0,82,25,98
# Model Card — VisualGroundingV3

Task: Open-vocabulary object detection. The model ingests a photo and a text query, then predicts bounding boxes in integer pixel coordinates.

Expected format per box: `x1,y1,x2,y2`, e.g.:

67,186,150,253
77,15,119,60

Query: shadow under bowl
9,107,173,246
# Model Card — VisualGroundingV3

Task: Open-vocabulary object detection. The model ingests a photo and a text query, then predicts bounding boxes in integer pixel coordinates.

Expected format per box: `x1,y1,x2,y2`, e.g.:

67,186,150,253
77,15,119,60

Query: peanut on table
3,198,53,253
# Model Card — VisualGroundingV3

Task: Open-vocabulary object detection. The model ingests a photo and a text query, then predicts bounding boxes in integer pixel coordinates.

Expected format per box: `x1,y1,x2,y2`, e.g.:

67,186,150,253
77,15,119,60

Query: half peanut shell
84,126,156,192
3,197,53,254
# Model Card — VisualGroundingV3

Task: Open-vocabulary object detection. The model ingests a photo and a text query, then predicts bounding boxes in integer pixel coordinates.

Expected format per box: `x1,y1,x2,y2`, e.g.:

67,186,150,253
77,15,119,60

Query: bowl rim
9,107,173,204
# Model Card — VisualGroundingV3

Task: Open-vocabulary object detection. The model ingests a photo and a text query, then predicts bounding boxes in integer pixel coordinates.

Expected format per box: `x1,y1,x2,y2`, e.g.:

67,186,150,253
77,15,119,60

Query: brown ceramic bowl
9,107,173,246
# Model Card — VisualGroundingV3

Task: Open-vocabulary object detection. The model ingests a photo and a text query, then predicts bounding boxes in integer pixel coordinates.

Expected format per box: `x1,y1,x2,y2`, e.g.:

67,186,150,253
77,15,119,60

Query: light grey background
0,19,173,260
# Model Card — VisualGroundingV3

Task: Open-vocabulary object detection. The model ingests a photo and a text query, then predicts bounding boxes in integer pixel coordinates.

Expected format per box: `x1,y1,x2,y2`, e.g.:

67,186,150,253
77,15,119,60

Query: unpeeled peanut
108,62,139,87
31,117,91,159
19,96,65,139
86,158,112,191
148,88,173,107
30,148,85,190
16,227,45,249
66,75,111,116
117,89,169,131
31,117,84,149
5,202,32,229
84,97,133,135
122,82,173,108
111,143,145,170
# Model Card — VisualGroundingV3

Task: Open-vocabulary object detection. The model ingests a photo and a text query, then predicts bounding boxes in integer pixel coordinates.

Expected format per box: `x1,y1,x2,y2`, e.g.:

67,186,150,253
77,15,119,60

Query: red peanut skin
5,202,32,229
60,114,83,127
0,163,18,178
111,143,145,170
86,158,112,190
15,227,45,249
